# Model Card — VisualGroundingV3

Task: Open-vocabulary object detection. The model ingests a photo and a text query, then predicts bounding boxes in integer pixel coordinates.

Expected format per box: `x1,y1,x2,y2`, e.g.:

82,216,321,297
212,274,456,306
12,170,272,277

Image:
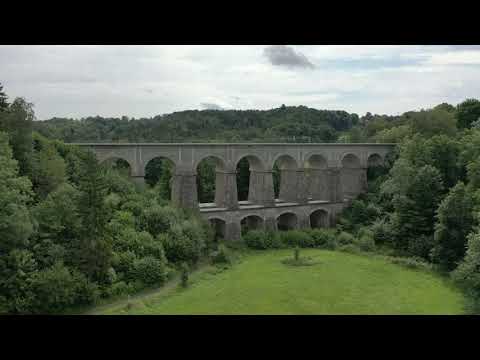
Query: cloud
1,45,480,119
200,102,224,110
264,45,315,69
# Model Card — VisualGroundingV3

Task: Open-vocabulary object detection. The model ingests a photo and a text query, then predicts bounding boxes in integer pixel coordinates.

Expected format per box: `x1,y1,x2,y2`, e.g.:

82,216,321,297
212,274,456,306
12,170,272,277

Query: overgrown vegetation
3,79,480,313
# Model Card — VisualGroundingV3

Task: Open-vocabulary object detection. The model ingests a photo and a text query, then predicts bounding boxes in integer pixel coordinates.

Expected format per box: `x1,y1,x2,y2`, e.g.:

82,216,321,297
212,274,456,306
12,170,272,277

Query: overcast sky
1,45,480,120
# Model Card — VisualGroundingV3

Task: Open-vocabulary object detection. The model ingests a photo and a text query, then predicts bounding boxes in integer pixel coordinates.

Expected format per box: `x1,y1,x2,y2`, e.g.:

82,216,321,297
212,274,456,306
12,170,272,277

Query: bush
355,228,376,252
132,256,167,287
389,256,432,271
104,281,135,298
371,218,394,246
113,251,137,281
338,244,361,254
305,228,337,249
243,230,270,249
139,205,179,237
452,232,480,307
337,231,355,246
211,244,231,265
180,262,189,288
29,262,98,314
160,220,207,264
279,230,314,248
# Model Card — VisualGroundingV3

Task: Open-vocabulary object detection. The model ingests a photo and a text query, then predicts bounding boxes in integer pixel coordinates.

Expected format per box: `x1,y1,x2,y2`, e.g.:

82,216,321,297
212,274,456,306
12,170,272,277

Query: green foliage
456,98,480,129
31,134,66,199
160,220,207,264
452,231,480,310
29,262,98,314
243,230,276,250
304,228,337,249
211,244,231,265
432,182,476,270
280,230,314,248
337,231,355,246
0,131,34,253
132,256,167,287
0,97,33,176
180,262,189,288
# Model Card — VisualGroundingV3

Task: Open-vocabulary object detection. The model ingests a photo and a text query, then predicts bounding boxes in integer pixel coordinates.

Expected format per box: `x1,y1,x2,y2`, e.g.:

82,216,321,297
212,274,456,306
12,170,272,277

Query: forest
2,80,480,314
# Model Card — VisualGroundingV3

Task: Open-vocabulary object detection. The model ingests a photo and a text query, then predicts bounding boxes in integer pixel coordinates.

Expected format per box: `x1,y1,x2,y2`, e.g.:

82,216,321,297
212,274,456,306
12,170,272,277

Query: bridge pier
326,167,343,203
248,170,275,207
278,169,309,203
225,221,241,242
171,169,198,209
215,170,239,209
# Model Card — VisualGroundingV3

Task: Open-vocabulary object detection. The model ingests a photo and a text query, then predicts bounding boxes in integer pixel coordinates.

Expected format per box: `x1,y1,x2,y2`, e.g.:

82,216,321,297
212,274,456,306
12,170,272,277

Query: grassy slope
99,249,465,315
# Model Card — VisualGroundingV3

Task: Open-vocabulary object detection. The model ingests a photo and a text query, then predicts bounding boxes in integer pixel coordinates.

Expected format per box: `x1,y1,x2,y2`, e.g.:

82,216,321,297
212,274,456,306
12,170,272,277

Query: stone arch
367,153,386,182
240,214,264,234
273,154,299,170
235,154,266,203
341,153,361,168
367,153,384,167
304,153,328,169
208,217,226,241
144,156,176,194
309,208,330,228
100,156,133,176
273,154,300,202
276,211,298,231
196,155,229,205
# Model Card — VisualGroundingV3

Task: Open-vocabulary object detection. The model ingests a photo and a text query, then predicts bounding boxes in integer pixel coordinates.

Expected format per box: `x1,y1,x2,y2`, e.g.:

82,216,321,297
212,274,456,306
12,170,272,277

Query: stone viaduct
72,143,395,241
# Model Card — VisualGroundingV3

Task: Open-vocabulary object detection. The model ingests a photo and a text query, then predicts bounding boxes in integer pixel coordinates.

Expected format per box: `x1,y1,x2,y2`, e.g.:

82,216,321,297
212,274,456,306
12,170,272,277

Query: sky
1,45,480,120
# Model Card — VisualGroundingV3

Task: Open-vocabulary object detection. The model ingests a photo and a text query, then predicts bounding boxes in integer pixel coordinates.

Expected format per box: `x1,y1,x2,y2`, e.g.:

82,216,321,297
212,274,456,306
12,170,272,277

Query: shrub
371,218,394,246
306,228,337,249
113,251,137,281
160,220,207,264
29,262,99,314
355,228,376,252
337,231,355,246
279,230,314,248
132,256,167,287
211,244,231,265
104,281,135,298
452,232,480,306
180,262,189,288
338,244,361,254
243,230,269,249
294,246,300,261
389,256,432,271
139,205,179,237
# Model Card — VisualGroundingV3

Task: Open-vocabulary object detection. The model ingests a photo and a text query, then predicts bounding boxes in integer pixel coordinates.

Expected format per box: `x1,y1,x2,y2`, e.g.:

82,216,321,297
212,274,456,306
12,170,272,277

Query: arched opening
196,156,226,205
209,218,226,241
277,212,298,231
144,157,175,201
240,215,264,235
273,155,298,202
305,154,328,201
101,157,131,177
310,209,329,228
341,153,361,168
236,155,265,204
367,153,387,192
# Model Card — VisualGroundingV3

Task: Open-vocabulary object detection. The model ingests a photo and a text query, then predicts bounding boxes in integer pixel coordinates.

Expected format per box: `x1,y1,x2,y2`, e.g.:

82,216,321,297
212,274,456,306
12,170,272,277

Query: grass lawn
97,249,466,315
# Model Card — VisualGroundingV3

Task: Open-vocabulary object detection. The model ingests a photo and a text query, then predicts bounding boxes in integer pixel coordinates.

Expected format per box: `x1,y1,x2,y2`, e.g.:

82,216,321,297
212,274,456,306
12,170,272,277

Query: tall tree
75,151,112,282
432,182,476,270
457,98,480,129
0,83,8,111
0,98,34,176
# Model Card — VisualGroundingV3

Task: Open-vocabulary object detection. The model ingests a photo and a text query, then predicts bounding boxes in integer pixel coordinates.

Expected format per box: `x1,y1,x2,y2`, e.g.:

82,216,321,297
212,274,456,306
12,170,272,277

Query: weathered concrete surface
71,142,395,241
